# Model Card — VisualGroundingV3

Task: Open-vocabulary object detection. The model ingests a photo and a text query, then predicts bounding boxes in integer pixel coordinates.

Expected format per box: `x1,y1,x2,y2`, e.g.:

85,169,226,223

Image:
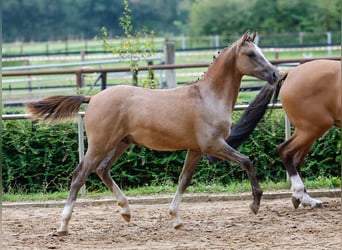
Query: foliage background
2,111,340,193
3,0,341,42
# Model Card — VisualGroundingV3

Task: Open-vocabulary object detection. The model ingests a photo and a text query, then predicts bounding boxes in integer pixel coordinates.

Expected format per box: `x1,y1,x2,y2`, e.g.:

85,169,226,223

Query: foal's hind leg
96,141,132,222
205,140,263,214
169,149,202,229
58,156,96,235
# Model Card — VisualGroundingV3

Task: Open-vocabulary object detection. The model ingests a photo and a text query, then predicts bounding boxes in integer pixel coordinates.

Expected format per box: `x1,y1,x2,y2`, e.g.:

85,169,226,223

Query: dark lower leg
96,142,131,221
58,160,93,235
169,150,202,228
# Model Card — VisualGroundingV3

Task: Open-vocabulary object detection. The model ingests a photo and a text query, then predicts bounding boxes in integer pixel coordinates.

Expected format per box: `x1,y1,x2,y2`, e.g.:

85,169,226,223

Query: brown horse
210,59,341,209
25,31,279,235
277,59,341,208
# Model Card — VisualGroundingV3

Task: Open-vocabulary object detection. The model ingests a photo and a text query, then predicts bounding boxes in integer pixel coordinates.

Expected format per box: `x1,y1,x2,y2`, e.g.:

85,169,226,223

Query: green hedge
2,110,340,193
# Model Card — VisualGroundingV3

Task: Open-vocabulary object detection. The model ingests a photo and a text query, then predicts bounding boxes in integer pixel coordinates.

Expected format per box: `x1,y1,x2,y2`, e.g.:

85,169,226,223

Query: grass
2,176,340,203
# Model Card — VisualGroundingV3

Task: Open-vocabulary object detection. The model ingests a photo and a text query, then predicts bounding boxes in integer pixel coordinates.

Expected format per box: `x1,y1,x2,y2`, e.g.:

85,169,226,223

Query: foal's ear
251,31,257,42
238,31,250,47
241,31,250,44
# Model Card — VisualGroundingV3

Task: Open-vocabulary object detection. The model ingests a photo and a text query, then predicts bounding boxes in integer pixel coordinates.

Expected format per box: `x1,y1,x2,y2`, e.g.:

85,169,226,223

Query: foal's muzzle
266,68,280,85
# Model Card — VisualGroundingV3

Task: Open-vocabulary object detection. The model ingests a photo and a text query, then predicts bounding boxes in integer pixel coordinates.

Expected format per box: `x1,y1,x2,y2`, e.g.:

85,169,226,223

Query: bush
2,110,340,193
2,120,79,193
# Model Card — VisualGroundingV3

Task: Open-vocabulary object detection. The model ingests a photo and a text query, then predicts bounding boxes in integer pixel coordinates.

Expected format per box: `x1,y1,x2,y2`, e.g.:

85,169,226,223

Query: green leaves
101,0,155,87
2,112,340,194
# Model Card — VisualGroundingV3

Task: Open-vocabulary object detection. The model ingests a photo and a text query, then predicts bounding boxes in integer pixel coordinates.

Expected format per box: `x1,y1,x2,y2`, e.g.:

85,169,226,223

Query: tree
3,0,194,42
188,0,254,36
188,0,341,36
101,0,156,87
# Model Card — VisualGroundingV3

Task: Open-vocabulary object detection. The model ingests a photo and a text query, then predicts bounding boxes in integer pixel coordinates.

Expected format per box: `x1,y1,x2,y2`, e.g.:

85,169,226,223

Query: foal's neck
202,47,243,107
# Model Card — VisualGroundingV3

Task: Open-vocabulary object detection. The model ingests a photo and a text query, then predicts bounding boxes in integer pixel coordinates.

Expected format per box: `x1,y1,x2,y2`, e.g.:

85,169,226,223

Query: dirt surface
2,193,341,250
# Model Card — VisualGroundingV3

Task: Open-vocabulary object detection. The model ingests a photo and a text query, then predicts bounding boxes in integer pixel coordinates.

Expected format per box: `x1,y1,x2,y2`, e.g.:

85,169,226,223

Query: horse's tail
208,73,287,163
25,95,92,122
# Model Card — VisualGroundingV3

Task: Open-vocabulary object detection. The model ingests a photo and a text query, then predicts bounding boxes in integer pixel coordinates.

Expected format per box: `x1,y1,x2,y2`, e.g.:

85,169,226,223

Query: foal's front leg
205,139,263,214
169,150,202,229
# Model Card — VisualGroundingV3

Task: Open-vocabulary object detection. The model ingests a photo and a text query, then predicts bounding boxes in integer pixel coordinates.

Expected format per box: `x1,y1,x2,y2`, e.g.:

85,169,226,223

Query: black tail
208,75,287,163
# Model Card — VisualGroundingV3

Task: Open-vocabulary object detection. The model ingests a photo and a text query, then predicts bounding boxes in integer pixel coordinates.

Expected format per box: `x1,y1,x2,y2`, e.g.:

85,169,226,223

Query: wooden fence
3,57,340,91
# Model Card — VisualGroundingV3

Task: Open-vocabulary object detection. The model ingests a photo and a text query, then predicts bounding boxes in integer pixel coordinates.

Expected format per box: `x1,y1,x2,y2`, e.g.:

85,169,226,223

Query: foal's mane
186,45,232,85
186,33,255,86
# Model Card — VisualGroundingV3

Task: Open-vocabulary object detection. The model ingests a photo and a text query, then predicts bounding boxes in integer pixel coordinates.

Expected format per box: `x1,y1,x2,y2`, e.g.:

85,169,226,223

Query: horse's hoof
249,203,259,215
291,196,301,209
313,202,323,208
57,230,68,236
173,221,184,229
121,213,131,222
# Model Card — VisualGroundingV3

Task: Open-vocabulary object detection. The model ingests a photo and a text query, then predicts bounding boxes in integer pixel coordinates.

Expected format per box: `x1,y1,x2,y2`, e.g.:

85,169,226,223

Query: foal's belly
129,128,199,151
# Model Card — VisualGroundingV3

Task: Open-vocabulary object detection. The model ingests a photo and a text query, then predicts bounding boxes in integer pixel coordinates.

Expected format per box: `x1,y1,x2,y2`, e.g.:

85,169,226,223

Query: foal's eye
247,51,256,58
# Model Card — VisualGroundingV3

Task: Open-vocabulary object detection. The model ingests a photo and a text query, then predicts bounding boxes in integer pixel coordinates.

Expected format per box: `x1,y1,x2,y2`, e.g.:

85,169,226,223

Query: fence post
284,113,291,140
181,36,186,50
65,40,69,55
215,35,220,49
147,60,154,83
164,42,176,88
78,113,86,196
45,44,49,56
76,71,83,88
284,113,291,182
26,59,32,92
326,31,332,57
101,72,107,90
132,68,138,86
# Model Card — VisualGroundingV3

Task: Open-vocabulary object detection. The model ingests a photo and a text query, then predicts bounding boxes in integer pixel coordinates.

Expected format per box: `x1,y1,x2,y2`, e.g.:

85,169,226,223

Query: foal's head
234,31,279,84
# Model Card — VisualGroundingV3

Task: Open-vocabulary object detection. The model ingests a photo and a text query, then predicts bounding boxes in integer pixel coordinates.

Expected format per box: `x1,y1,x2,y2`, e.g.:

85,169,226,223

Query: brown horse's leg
96,141,132,222
277,131,323,209
205,140,263,214
58,155,97,235
169,149,202,229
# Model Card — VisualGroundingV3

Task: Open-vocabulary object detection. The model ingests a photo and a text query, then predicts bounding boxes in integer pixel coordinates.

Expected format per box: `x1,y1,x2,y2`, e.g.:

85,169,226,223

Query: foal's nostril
267,71,279,84
272,71,280,82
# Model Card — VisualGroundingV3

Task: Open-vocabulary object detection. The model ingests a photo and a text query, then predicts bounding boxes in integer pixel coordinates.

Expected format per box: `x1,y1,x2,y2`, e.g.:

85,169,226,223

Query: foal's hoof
57,230,68,236
249,203,260,215
291,196,301,209
121,212,131,222
173,221,184,230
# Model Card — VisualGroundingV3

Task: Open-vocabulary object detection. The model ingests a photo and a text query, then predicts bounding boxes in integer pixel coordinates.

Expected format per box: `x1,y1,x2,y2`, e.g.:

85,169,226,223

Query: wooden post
215,35,220,49
147,60,154,82
164,42,176,88
65,40,68,55
26,59,32,92
326,32,332,57
132,68,138,86
101,72,107,90
76,71,83,88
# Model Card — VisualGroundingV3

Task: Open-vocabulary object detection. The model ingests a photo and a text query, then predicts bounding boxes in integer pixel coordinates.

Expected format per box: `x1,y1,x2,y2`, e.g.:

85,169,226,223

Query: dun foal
26,31,279,235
